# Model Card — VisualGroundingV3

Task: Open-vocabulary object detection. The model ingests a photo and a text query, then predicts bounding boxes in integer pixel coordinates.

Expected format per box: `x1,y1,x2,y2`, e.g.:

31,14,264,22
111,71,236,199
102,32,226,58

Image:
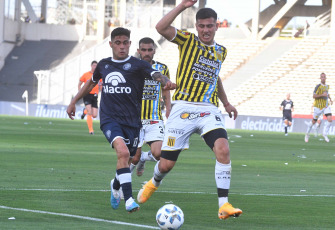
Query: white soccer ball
156,204,184,230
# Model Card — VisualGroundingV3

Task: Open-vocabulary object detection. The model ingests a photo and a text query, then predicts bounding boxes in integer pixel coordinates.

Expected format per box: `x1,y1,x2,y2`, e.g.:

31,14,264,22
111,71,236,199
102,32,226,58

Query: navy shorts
101,121,140,157
83,94,98,108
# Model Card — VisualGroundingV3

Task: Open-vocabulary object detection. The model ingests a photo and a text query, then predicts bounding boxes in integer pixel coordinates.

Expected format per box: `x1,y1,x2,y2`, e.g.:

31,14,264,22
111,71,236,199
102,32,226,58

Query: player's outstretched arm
156,0,197,40
67,80,97,120
152,72,176,90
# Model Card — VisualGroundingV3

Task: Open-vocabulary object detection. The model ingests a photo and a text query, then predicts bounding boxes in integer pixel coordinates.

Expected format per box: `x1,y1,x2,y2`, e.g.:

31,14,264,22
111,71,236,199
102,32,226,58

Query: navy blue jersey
281,100,294,116
92,56,160,128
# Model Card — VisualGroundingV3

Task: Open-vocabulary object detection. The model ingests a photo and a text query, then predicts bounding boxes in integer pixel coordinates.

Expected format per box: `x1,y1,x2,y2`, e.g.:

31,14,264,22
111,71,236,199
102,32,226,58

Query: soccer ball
156,204,184,230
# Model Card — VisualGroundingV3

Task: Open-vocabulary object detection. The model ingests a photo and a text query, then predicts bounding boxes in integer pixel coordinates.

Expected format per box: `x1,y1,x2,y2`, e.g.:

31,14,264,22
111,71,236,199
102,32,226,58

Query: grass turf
0,115,334,229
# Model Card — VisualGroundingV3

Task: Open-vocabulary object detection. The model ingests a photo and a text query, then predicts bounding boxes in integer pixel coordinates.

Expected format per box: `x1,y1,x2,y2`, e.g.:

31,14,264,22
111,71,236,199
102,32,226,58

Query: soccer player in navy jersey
137,0,242,220
280,93,294,136
67,27,175,213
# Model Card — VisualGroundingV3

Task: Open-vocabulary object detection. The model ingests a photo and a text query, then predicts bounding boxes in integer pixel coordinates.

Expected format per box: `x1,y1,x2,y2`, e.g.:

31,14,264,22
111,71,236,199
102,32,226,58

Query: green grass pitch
0,115,334,229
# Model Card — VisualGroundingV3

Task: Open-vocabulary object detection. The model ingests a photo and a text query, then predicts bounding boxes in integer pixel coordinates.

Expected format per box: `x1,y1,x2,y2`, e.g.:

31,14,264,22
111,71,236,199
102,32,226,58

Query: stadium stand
0,40,97,102
229,36,335,117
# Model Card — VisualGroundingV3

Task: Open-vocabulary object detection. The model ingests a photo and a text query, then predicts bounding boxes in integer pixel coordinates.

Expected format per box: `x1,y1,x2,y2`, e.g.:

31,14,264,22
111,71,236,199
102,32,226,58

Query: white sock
152,161,166,187
129,163,136,174
141,151,157,162
324,121,331,136
215,160,231,207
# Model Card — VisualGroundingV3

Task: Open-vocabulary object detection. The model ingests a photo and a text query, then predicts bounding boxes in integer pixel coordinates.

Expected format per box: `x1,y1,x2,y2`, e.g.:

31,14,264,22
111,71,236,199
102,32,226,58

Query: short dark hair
139,37,155,47
110,27,131,40
196,8,217,21
91,60,97,65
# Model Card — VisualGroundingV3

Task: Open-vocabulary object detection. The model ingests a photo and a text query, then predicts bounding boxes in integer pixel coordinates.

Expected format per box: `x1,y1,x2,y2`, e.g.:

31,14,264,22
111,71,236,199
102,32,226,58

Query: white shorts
161,103,225,151
313,106,331,120
138,120,164,148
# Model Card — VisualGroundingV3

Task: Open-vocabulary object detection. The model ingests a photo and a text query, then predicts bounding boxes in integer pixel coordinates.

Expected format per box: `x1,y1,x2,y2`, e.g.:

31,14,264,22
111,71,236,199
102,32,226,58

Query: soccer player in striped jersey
137,0,242,220
129,37,171,176
305,73,333,142
67,27,175,213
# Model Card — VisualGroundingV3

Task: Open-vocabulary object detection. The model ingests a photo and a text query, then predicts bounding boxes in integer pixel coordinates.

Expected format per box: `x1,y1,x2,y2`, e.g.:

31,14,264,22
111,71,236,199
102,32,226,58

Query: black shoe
81,109,86,119
89,132,94,135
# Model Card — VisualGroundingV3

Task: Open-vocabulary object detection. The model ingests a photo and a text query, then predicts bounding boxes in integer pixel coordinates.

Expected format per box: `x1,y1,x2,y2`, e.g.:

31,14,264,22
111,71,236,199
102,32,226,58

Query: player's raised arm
156,0,197,40
152,72,176,90
67,79,97,120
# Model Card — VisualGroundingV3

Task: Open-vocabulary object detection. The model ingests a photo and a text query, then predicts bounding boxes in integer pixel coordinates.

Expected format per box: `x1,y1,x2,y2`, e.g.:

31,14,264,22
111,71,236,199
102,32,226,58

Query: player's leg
137,151,180,203
203,129,242,220
137,104,192,203
85,103,94,134
323,111,332,142
130,147,142,174
306,107,320,142
103,122,140,212
137,121,164,176
284,119,288,135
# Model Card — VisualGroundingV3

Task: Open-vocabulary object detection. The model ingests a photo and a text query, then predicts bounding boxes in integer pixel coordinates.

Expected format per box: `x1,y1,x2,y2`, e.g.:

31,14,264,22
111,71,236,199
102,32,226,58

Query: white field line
1,188,335,197
0,205,159,229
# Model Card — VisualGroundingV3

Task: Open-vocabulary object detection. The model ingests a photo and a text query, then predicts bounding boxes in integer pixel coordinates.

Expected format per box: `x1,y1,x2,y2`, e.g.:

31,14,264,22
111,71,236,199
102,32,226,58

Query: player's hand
67,103,76,120
225,103,238,120
163,81,176,90
182,0,197,8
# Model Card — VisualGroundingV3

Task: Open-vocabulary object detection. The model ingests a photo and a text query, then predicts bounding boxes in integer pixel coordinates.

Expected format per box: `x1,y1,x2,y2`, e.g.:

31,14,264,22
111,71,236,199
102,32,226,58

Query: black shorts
101,121,140,157
283,112,292,122
83,94,98,108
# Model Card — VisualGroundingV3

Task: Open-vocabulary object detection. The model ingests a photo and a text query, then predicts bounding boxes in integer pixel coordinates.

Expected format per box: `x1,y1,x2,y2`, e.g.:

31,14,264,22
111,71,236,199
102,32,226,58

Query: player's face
91,63,97,72
286,93,290,100
138,43,155,64
195,17,218,45
320,74,326,84
109,35,131,60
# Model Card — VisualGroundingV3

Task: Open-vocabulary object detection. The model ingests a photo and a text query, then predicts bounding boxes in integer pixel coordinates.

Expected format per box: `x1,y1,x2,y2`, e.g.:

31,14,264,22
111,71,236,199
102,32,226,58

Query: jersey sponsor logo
142,120,159,125
123,63,131,70
193,73,215,85
104,72,131,94
142,94,158,100
167,136,176,147
199,56,219,69
180,111,211,120
144,80,159,86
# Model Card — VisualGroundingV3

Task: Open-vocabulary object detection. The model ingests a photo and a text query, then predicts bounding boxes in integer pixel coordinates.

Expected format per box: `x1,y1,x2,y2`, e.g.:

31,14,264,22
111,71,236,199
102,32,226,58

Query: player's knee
158,158,175,173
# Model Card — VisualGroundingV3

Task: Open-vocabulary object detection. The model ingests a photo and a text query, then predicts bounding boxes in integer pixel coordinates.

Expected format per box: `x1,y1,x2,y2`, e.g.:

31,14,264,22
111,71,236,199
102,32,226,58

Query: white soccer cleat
304,134,309,143
323,135,329,142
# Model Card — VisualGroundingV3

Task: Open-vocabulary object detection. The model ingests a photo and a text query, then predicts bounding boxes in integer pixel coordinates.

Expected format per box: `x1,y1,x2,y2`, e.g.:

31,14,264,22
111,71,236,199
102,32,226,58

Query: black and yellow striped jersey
141,60,170,120
170,29,227,107
313,83,329,109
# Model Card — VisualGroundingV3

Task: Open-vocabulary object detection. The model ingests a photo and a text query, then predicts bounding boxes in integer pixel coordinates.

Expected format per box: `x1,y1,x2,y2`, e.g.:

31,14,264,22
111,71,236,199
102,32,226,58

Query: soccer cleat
81,108,86,119
110,180,121,209
136,160,146,176
323,135,329,142
285,133,288,136
137,179,158,203
126,200,140,213
304,134,309,143
218,202,242,220
89,132,94,135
